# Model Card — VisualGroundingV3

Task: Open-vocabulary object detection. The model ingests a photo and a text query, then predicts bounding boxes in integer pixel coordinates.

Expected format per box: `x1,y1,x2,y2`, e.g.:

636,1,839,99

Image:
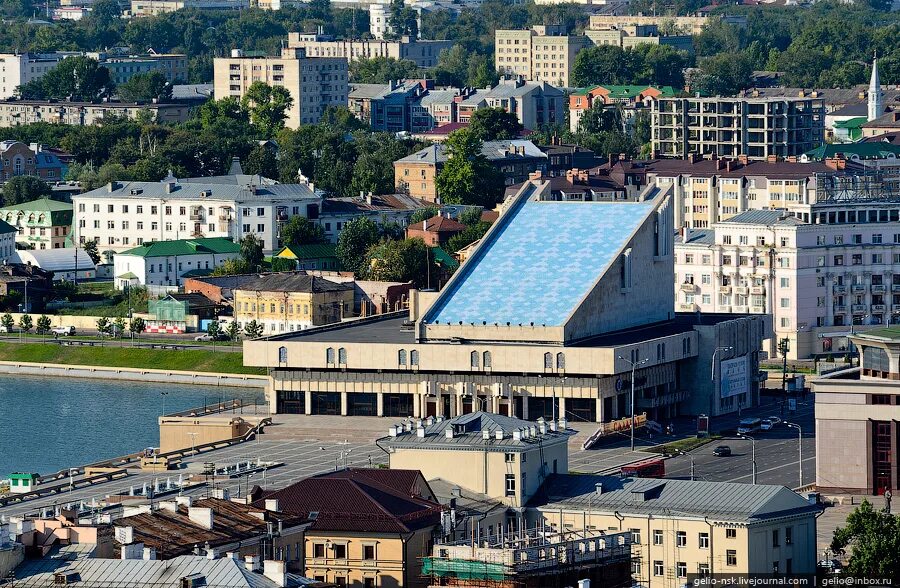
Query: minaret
869,52,883,122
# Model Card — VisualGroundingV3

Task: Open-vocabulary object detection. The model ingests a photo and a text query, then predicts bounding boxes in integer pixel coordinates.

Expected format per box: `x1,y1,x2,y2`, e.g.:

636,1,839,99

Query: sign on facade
719,356,749,399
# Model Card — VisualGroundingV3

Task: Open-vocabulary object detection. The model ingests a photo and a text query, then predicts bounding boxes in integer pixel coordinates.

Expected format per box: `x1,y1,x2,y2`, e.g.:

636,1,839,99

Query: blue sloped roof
425,197,655,327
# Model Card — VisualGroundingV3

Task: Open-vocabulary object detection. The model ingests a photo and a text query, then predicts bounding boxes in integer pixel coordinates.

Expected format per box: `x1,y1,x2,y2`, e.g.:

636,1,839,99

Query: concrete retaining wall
0,361,268,388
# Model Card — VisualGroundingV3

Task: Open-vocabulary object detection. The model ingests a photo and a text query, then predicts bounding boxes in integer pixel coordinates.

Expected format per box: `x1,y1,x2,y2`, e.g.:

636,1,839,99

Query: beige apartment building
286,32,454,69
0,100,189,127
652,97,826,161
588,14,748,35
495,26,590,87
214,48,348,129
130,0,248,16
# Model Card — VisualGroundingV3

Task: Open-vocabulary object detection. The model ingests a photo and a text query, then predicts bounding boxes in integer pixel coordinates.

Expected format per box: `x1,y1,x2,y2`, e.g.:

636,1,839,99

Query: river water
0,374,263,478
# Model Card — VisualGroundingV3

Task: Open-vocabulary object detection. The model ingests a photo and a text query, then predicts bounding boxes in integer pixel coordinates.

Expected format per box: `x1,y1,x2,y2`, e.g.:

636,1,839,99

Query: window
699,532,709,549
726,528,736,539
410,350,419,366
853,234,862,244
874,234,883,244
630,529,641,544
780,277,790,287
676,531,686,547
653,561,664,576
780,298,790,308
333,544,347,559
698,563,710,576
338,347,347,364
505,452,515,463
505,474,515,496
471,351,479,368
278,346,287,363
556,352,565,370
653,530,663,545
326,347,335,364
772,529,780,547
398,349,407,365
834,255,844,266
363,578,376,588
676,562,687,578
727,550,737,566
785,526,792,545
483,351,491,368
544,352,552,369
313,543,325,558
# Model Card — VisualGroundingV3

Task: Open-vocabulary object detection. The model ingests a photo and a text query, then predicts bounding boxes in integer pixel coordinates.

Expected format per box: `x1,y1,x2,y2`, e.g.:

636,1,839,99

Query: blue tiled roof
425,196,655,327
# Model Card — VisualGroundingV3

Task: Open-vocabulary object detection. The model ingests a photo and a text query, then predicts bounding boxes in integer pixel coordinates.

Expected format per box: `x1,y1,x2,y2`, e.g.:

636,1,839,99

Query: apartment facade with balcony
214,48,348,129
73,174,322,257
675,206,900,359
286,32,453,69
495,25,591,87
652,97,825,161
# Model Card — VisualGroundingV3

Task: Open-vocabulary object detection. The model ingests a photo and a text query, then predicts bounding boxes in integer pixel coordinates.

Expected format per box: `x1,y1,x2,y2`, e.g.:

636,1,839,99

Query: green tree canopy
336,216,382,276
244,145,278,179
410,207,440,224
435,128,504,208
19,57,114,101
365,238,429,287
241,81,294,138
117,71,172,103
2,176,52,206
469,107,523,141
349,57,420,84
831,500,900,579
692,52,754,97
239,234,264,270
280,216,325,247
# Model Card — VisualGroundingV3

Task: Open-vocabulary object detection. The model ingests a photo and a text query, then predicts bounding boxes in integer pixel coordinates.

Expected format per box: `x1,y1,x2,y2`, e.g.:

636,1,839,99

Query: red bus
621,458,666,478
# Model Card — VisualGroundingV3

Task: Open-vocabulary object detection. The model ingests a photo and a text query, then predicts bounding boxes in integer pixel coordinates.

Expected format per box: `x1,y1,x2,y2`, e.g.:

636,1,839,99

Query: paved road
664,397,816,488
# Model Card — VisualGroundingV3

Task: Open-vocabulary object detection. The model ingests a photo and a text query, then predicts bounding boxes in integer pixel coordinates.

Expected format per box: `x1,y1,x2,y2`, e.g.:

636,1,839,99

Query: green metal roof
833,117,868,129
570,85,678,98
117,272,139,279
0,197,73,227
431,246,459,270
0,197,72,212
119,237,240,258
856,327,900,341
804,141,900,160
276,243,338,260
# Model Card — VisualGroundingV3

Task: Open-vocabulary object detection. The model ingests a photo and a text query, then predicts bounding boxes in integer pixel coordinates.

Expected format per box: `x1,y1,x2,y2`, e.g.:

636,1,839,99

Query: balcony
719,306,732,313
680,283,698,293
893,304,900,313
719,286,732,294
851,285,867,293
218,214,232,221
734,286,749,295
852,304,868,313
872,304,887,313
750,286,765,295
833,285,847,294
872,285,887,294
892,285,900,292
732,305,748,313
189,213,203,221
750,306,766,313
834,305,848,312
677,303,698,312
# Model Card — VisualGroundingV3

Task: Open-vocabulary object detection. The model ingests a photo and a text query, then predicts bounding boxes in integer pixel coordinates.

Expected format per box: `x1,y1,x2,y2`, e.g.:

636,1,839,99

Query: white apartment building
0,53,66,99
675,204,900,359
72,174,322,258
286,32,454,69
213,48,348,129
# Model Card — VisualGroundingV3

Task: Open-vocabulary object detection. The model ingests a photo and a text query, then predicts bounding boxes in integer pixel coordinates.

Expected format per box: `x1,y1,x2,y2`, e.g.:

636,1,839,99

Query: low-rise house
0,263,53,309
504,169,630,202
0,197,72,250
250,469,443,588
569,85,677,132
275,243,341,271
0,100,190,127
0,218,14,259
183,273,260,305
405,214,465,246
0,140,68,181
233,272,355,335
318,193,432,243
12,247,95,282
113,237,241,290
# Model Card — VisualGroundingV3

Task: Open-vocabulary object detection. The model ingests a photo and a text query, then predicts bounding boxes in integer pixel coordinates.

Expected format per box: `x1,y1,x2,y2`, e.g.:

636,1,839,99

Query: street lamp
187,432,199,456
785,422,803,488
617,355,648,451
161,391,170,417
710,346,733,417
676,450,695,481
740,435,757,485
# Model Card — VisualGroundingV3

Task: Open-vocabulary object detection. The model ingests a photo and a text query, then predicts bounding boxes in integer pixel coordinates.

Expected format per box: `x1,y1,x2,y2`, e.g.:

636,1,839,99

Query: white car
767,416,782,425
760,419,774,431
51,326,76,336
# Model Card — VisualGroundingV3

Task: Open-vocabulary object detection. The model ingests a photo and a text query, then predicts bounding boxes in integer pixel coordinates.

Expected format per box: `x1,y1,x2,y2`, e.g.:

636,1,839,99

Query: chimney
608,153,615,167
264,499,279,512
244,555,261,572
188,507,214,530
175,496,192,508
786,156,797,163
716,159,726,170
416,426,426,438
619,153,626,161
263,560,288,587
528,170,543,180
388,425,399,437
494,429,503,440
767,155,778,163
595,483,603,496
445,428,454,439
578,580,592,588
165,181,177,194
142,547,156,560
738,154,749,165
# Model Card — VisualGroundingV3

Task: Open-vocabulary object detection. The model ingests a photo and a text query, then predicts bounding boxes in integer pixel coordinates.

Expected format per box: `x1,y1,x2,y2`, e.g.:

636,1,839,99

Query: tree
410,207,440,224
693,52,754,96
36,314,51,334
349,57,420,84
243,319,264,339
96,316,111,337
337,216,382,276
18,57,114,102
365,238,429,287
280,216,325,247
240,82,294,138
578,105,622,135
239,234,264,270
82,241,101,265
458,207,484,227
2,176,52,206
435,128,504,208
571,45,636,87
447,221,490,254
244,145,278,179
18,314,32,334
1,313,13,332
117,71,172,103
210,258,251,276
207,320,221,348
113,316,127,338
469,107,523,141
129,317,146,338
386,0,418,40
270,257,296,272
225,320,241,347
831,500,900,579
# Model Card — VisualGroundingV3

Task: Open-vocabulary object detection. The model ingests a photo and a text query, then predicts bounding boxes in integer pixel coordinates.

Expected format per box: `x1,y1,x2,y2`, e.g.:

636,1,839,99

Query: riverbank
0,342,267,387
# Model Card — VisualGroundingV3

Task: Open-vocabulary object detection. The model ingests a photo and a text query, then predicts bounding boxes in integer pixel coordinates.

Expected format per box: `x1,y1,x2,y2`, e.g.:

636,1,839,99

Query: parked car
51,326,76,336
713,445,732,457
767,416,782,425
760,419,774,431
195,333,228,342
0,325,11,333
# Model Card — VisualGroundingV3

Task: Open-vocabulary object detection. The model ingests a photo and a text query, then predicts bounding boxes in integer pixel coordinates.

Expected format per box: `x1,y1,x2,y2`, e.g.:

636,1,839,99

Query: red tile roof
250,469,442,534
416,215,466,233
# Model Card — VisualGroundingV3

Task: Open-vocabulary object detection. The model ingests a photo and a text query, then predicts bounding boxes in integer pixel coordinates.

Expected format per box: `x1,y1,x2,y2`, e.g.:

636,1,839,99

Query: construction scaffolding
814,169,900,205
424,527,632,588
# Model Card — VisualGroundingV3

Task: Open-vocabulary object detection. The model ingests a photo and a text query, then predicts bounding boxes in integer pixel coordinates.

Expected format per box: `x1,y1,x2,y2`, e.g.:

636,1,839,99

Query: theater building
244,180,770,422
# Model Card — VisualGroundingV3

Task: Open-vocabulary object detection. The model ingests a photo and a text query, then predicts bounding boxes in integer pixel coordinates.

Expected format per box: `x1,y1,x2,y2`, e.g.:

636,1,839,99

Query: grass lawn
645,435,720,455
0,342,266,375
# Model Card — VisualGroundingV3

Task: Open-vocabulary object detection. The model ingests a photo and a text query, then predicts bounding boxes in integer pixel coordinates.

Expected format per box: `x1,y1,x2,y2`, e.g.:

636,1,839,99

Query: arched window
326,347,335,364
278,346,287,363
398,349,407,366
410,350,419,366
544,352,552,369
556,352,565,370
338,347,347,364
470,351,479,368
483,351,492,369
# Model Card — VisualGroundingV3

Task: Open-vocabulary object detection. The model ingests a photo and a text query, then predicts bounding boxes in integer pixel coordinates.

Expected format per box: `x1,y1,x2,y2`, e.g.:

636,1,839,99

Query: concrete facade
286,33,454,69
0,100,190,127
495,26,590,87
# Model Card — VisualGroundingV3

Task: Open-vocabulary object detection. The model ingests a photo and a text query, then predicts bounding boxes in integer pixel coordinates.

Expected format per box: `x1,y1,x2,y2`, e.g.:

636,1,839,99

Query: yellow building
494,25,590,87
234,272,354,335
250,468,442,588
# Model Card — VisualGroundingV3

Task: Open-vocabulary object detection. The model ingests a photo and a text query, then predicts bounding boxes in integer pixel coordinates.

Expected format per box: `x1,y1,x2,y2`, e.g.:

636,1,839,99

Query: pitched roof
863,111,900,129
379,411,571,452
251,469,442,534
675,228,714,246
119,237,241,258
234,272,353,294
533,474,820,522
0,197,72,212
76,176,312,201
322,193,432,215
639,158,834,179
395,140,547,166
0,218,14,234
430,246,459,269
804,141,900,160
11,248,95,271
414,215,466,233
276,243,338,260
718,210,805,226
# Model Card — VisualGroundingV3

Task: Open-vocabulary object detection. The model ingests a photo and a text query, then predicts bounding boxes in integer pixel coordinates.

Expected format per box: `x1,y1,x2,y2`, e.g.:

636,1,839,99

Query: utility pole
618,355,648,451
779,338,790,415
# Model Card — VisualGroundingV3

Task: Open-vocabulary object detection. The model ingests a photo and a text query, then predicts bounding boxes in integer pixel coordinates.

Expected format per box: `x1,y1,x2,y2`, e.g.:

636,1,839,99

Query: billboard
719,356,749,399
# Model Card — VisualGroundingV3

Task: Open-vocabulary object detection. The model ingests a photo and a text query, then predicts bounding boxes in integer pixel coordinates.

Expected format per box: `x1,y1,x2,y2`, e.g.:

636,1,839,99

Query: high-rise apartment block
495,26,590,88
652,97,825,160
214,48,348,129
0,53,66,99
